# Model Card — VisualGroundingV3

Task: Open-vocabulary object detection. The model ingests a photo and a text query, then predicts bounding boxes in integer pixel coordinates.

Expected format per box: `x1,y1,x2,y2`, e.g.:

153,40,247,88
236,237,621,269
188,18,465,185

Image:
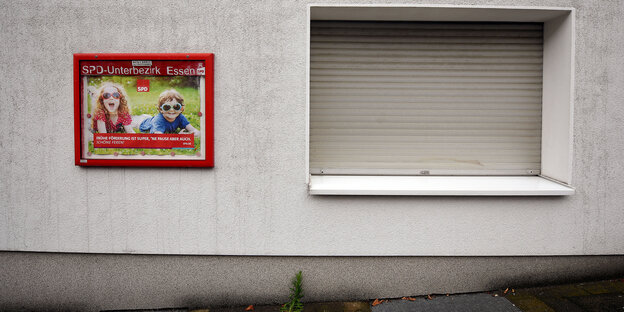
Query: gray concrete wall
1,251,624,311
2,0,623,257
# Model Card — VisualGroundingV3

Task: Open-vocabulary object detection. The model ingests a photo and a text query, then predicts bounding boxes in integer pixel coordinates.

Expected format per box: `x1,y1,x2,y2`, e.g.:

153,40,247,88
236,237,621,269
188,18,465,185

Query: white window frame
306,4,575,196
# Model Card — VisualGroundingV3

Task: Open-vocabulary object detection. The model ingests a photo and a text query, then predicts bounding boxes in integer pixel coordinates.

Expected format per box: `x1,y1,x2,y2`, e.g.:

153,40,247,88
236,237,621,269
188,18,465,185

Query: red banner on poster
93,133,195,149
79,60,206,76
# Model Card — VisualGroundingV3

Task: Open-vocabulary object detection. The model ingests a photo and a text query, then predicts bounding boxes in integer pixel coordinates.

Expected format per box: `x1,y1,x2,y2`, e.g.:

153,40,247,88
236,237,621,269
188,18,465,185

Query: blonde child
139,89,200,137
91,83,134,133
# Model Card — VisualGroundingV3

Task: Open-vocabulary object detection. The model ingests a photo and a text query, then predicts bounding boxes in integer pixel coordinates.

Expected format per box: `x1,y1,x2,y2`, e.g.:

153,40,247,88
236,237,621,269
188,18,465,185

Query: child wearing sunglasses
91,83,134,133
139,89,200,137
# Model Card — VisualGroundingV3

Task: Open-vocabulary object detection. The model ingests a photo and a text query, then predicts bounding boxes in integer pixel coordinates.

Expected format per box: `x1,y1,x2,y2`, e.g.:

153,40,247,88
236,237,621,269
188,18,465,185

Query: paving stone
576,282,612,295
537,296,584,312
579,280,624,294
305,301,371,312
567,293,624,312
505,291,538,301
505,296,556,312
609,280,624,293
371,293,521,312
546,285,591,298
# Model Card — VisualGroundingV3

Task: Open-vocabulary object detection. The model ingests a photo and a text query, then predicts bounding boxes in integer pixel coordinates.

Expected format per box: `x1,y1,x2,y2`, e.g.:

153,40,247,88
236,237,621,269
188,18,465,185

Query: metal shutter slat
310,21,543,174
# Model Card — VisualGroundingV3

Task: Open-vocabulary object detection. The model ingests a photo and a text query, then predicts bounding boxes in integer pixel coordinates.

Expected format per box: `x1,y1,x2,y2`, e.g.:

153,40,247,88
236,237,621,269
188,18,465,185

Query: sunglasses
102,92,120,99
160,102,183,112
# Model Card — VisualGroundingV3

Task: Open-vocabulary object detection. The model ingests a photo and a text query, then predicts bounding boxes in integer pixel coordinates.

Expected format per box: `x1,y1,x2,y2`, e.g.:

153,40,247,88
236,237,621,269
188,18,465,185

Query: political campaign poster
74,53,214,167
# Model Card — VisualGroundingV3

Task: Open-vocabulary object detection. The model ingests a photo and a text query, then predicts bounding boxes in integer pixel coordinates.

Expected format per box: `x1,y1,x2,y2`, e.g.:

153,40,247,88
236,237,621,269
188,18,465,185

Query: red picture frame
74,53,214,167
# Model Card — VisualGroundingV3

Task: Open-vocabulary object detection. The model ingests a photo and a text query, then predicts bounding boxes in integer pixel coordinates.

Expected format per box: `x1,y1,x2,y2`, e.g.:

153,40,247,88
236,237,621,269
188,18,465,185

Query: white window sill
309,175,575,196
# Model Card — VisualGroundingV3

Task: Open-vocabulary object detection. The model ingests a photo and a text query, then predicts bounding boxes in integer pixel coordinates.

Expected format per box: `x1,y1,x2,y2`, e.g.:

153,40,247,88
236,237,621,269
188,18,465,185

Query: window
307,5,575,195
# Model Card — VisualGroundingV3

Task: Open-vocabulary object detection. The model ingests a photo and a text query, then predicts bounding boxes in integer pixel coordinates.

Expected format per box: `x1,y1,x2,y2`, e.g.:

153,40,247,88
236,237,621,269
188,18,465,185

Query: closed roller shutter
310,21,543,175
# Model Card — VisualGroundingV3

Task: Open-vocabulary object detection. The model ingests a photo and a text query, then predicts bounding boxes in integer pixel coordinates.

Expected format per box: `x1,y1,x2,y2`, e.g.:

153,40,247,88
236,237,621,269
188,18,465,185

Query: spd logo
136,79,150,92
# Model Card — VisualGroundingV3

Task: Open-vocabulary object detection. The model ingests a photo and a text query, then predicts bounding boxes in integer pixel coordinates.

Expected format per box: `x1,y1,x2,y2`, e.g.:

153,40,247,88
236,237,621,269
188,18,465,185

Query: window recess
307,6,575,196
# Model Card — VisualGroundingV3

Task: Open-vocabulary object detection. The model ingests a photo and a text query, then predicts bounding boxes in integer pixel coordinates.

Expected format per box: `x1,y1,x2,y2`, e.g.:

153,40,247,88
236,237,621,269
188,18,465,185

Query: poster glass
74,53,213,167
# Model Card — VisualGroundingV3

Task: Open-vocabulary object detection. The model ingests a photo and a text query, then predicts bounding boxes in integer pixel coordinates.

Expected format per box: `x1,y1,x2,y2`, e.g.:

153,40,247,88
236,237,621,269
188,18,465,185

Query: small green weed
281,271,304,312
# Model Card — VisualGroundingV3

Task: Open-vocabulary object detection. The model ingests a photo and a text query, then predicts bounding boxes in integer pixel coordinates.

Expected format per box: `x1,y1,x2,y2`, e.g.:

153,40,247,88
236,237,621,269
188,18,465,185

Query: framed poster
74,53,214,167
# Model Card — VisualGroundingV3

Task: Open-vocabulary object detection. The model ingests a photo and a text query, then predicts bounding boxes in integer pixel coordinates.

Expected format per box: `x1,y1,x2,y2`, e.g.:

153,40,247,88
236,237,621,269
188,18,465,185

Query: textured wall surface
1,0,624,256
1,252,624,311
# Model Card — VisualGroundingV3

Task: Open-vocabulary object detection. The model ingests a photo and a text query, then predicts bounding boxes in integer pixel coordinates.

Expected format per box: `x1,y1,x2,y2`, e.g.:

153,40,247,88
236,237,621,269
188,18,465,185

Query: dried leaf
245,305,254,311
401,296,416,301
371,299,388,306
372,299,384,307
